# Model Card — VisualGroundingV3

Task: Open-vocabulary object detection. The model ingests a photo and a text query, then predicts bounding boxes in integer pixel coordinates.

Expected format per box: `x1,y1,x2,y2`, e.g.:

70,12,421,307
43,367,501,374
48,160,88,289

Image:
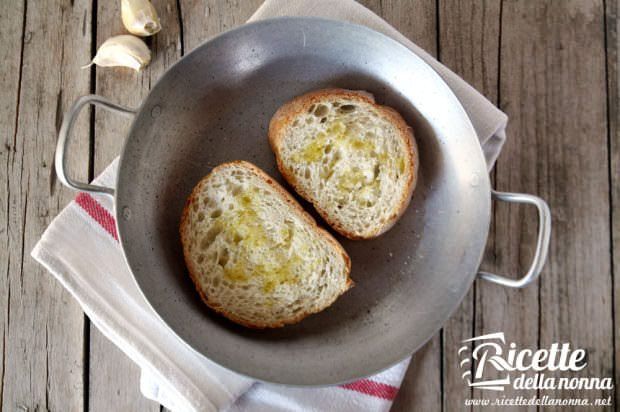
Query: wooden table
1,0,618,410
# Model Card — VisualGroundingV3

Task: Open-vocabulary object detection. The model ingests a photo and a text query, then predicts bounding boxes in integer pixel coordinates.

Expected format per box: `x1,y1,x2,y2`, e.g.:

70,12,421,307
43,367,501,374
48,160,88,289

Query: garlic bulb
121,0,161,36
83,35,151,71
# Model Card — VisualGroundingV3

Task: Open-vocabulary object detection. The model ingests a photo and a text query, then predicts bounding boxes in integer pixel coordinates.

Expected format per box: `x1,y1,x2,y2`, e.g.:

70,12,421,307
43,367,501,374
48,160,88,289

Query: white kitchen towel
32,0,509,411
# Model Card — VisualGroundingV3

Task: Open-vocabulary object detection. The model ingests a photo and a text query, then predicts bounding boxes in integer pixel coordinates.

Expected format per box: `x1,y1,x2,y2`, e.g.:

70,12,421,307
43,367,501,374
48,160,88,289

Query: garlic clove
121,0,161,37
84,35,151,71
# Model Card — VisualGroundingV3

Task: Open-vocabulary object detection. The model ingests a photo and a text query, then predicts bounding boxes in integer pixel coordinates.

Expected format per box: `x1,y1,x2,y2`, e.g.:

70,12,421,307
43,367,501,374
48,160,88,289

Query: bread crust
269,89,418,240
179,160,353,329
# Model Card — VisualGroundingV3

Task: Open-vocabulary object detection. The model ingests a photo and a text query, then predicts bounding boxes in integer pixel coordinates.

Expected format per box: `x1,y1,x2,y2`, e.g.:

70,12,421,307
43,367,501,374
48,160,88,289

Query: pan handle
477,190,551,288
55,95,136,197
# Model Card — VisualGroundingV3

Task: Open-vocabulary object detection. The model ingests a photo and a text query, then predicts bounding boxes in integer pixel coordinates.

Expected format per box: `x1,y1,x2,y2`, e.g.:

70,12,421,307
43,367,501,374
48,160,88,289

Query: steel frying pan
55,17,551,385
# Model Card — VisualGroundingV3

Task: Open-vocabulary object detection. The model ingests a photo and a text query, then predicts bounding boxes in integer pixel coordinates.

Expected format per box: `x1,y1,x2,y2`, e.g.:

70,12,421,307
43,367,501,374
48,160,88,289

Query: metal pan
55,17,551,385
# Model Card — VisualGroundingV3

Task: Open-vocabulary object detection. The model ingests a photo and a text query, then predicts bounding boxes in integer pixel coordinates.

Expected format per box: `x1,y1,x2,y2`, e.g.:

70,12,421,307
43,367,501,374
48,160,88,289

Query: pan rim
114,16,491,386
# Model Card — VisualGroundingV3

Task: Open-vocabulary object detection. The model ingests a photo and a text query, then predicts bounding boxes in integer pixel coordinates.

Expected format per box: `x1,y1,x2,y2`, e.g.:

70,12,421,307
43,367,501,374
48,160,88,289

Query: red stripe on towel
340,379,399,400
75,192,118,241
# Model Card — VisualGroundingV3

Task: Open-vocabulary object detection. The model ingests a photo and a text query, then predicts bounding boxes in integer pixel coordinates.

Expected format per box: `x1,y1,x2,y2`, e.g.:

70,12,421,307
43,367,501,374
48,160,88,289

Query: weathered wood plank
89,336,159,412
480,1,613,410
89,1,182,411
605,0,619,409
178,0,264,53
0,0,25,405
438,1,501,410
1,0,91,410
532,0,613,408
357,0,437,52
439,0,501,106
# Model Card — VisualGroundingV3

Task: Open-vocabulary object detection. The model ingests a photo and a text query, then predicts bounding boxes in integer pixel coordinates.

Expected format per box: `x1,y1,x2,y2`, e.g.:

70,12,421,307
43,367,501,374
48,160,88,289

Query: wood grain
178,0,264,53
1,0,92,410
606,0,619,409
0,0,24,405
360,0,437,53
494,0,613,410
533,0,613,408
89,1,182,411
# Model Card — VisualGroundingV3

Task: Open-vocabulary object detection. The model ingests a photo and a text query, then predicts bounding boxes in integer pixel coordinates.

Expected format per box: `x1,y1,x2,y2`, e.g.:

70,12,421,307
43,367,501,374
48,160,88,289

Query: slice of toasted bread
269,89,418,239
180,161,352,328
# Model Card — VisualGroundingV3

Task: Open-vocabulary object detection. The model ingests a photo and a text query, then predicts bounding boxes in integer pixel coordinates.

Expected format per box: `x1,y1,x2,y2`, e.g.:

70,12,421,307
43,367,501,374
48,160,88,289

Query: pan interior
116,18,490,385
